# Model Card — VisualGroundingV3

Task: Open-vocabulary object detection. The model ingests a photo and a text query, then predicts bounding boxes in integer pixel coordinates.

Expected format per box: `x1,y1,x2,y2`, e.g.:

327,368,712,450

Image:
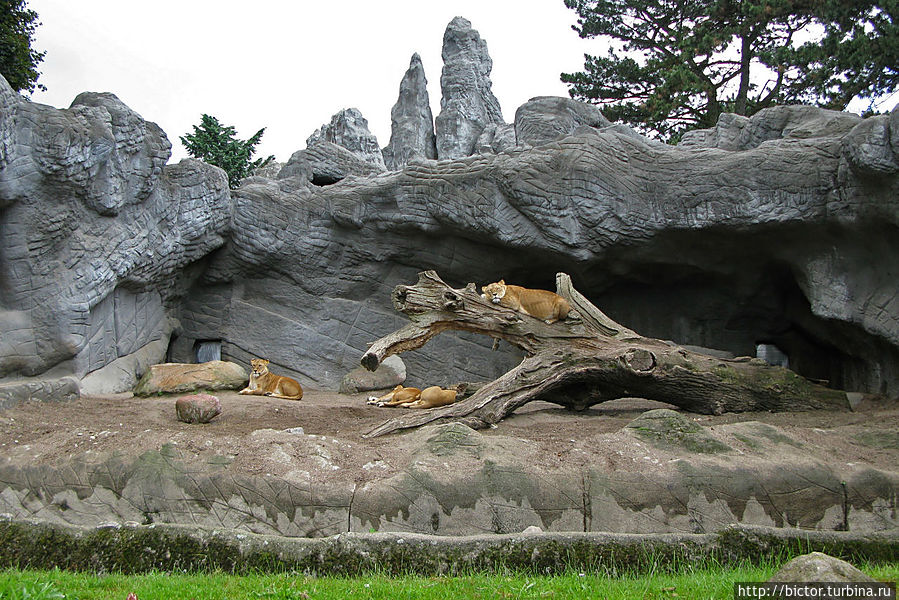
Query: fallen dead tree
360,271,851,437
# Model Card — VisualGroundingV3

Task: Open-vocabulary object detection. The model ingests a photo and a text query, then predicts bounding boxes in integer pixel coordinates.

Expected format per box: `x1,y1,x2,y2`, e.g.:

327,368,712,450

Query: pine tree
0,0,46,94
562,0,898,142
180,114,273,188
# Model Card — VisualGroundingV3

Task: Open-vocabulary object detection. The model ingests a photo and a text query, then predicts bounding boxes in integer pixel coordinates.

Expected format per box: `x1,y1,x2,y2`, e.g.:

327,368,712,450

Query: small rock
521,525,543,534
175,394,222,424
768,552,877,583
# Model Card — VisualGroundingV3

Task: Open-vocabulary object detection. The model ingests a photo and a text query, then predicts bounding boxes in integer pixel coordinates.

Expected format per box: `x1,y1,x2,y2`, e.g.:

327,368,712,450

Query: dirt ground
0,389,897,487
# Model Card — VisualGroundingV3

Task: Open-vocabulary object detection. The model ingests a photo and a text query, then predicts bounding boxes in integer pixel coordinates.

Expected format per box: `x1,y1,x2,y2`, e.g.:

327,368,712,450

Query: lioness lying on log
239,358,303,400
367,384,458,409
481,279,570,324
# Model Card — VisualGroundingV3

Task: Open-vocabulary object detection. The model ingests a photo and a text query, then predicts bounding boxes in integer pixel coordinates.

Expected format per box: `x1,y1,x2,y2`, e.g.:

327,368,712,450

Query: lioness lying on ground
367,384,458,409
481,279,570,324
405,385,457,409
239,358,303,400
367,384,422,407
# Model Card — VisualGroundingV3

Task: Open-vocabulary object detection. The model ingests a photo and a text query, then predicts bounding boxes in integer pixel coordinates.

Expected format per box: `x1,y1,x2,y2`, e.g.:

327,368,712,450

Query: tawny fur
481,280,570,324
367,385,422,407
403,385,458,409
239,358,303,400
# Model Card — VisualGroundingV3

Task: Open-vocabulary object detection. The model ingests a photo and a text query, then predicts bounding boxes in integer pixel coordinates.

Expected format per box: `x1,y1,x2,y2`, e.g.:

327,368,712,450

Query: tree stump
360,271,851,437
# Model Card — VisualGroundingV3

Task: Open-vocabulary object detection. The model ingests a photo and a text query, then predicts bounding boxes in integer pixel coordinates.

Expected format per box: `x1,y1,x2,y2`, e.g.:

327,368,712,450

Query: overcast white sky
27,1,607,163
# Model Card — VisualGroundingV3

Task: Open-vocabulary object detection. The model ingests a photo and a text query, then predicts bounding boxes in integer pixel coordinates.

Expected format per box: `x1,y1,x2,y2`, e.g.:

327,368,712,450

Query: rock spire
435,16,505,159
382,53,437,170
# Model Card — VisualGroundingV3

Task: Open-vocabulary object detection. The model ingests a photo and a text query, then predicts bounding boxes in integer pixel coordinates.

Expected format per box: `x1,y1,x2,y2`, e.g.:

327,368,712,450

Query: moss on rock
626,409,732,454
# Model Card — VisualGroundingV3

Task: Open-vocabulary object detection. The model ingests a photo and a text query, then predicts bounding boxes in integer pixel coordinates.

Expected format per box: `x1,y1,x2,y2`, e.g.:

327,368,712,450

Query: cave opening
310,174,343,187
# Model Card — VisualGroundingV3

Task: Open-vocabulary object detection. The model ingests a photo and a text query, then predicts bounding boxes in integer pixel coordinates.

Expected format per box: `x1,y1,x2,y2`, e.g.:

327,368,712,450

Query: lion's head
481,280,507,304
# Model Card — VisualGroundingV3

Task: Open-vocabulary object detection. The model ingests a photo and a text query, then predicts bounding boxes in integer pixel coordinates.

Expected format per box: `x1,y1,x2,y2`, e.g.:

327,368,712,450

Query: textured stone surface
133,361,247,396
679,105,861,150
382,53,437,170
475,122,516,154
0,418,895,536
625,409,732,454
339,354,406,394
514,96,612,147
175,393,222,423
1,45,899,399
278,140,384,185
0,377,79,410
79,338,169,395
435,17,505,159
844,114,898,175
0,74,229,385
768,552,877,583
306,108,386,170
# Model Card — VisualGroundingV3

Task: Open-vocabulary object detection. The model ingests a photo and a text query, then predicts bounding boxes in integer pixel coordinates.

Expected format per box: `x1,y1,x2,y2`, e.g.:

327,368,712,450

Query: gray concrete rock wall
0,75,229,386
1,53,899,398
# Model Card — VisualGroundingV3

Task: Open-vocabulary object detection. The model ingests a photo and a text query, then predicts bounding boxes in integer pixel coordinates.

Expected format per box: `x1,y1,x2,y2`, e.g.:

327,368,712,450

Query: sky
27,1,608,163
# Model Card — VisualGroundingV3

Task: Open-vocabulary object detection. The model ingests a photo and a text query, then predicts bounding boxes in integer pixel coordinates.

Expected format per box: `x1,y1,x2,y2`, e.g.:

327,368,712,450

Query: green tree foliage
180,114,274,188
561,0,899,142
0,0,46,94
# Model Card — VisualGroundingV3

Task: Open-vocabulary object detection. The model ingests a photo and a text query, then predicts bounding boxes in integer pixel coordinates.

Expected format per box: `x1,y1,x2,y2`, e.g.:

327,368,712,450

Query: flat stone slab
133,361,247,396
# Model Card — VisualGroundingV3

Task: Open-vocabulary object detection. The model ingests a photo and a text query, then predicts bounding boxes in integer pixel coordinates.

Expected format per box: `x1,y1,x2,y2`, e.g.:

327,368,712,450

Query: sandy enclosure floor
1,390,897,486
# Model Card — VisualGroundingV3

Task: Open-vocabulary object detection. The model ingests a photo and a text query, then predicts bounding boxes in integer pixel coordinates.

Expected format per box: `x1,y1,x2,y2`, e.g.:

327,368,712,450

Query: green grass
1,564,896,600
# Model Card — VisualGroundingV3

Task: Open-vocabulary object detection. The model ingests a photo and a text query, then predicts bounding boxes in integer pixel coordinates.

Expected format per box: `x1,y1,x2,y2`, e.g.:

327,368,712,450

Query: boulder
175,393,222,424
133,361,247,397
513,96,611,147
844,115,897,175
306,108,386,170
382,53,437,170
339,355,406,394
768,552,876,583
0,377,79,410
435,17,505,159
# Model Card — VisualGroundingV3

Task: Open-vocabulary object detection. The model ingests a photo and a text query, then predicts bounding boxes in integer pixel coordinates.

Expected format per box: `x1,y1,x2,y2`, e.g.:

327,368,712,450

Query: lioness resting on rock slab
239,358,303,400
481,279,570,324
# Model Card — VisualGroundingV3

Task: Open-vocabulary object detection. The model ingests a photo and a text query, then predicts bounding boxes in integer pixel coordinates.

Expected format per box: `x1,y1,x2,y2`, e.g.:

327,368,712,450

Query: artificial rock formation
0,75,229,392
1,11,898,406
382,53,437,170
514,96,612,147
306,107,386,170
435,16,505,159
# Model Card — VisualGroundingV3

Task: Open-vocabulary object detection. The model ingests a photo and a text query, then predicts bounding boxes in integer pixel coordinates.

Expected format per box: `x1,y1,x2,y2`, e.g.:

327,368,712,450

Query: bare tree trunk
361,271,851,438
